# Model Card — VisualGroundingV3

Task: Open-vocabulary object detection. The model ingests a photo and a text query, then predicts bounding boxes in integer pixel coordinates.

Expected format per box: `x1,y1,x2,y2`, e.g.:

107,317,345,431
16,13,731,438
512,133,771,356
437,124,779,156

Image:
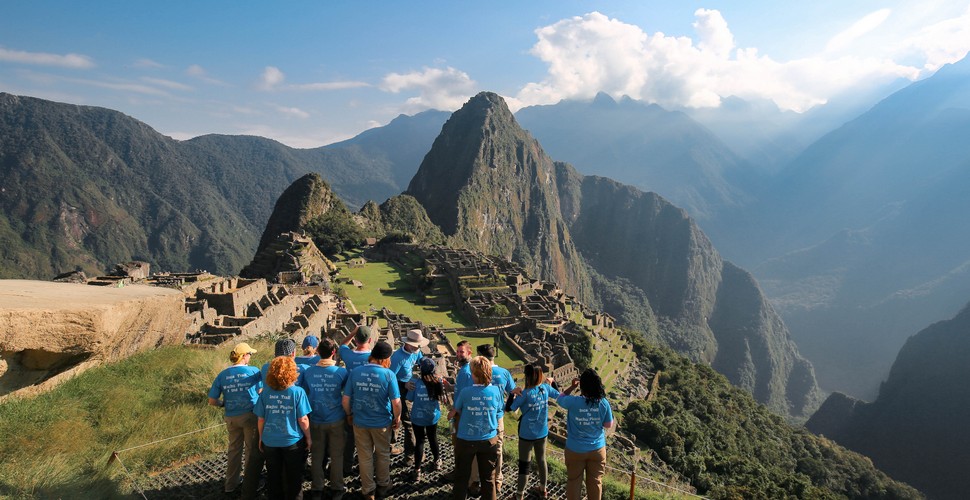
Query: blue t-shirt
300,364,349,424
510,383,560,440
454,362,472,402
556,395,614,452
339,345,371,372
254,385,311,447
490,365,516,418
343,364,401,428
389,347,423,383
208,365,262,417
295,354,321,366
455,385,502,441
261,361,308,386
407,378,442,426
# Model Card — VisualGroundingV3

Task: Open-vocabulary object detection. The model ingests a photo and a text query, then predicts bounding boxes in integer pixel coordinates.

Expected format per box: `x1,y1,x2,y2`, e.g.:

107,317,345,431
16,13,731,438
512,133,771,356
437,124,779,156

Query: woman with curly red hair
255,355,312,500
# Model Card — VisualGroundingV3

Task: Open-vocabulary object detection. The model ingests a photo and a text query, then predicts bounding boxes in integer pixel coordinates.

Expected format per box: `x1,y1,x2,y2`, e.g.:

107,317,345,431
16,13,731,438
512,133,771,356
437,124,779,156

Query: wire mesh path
138,432,566,499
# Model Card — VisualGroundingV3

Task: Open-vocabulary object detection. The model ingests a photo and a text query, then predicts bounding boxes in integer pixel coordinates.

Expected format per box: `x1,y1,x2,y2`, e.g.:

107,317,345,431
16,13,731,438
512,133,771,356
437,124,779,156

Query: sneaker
429,459,440,472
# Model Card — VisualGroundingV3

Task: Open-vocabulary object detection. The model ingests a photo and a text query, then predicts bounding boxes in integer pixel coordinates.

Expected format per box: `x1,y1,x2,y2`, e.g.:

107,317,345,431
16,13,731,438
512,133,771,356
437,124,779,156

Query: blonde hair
229,351,243,364
470,356,492,385
266,356,298,391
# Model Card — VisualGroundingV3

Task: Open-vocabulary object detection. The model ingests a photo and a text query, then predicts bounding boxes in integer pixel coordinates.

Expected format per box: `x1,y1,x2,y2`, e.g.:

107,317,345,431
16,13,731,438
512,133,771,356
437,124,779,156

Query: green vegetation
0,338,277,498
304,207,367,256
620,342,921,499
484,303,510,317
568,329,594,371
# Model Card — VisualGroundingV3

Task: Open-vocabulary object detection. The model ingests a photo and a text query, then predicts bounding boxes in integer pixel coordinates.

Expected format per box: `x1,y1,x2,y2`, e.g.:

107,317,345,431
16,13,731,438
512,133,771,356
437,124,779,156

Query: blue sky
2,1,969,147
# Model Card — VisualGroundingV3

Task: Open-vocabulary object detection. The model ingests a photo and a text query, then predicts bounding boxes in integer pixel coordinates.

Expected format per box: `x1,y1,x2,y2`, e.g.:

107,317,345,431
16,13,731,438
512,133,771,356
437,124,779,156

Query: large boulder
0,280,189,398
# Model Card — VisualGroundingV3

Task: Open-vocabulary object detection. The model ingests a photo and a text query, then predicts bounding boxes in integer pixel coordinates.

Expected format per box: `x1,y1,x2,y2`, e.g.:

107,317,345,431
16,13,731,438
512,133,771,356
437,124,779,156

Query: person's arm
391,398,402,430
257,417,265,452
339,325,359,346
298,415,312,448
208,397,223,408
342,394,353,425
561,377,580,396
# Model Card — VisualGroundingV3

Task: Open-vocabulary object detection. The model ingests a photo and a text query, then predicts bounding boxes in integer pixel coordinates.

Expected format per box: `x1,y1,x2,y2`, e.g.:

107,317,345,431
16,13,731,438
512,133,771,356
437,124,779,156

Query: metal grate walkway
140,432,566,499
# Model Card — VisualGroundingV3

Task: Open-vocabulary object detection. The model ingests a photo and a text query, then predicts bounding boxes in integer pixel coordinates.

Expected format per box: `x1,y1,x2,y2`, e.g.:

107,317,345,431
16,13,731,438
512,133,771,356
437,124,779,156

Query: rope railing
107,422,227,498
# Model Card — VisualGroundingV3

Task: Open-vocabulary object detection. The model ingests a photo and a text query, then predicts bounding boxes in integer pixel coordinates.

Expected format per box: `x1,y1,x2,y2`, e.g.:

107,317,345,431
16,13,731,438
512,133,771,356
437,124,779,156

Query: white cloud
257,66,285,91
290,81,370,91
693,9,735,58
256,65,368,92
133,58,165,69
826,9,893,53
0,46,94,69
896,4,970,71
186,64,228,86
277,106,310,119
516,11,922,113
141,77,192,91
379,66,477,111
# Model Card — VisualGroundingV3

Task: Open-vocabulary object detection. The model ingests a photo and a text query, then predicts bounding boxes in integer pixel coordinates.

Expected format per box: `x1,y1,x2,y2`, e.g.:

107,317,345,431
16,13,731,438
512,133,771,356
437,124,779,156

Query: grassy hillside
0,339,280,498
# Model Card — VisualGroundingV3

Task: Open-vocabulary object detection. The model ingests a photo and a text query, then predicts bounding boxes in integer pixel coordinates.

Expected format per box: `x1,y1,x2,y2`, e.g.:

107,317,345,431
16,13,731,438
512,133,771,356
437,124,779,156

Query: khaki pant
354,425,392,495
224,412,262,497
310,419,346,492
564,446,606,500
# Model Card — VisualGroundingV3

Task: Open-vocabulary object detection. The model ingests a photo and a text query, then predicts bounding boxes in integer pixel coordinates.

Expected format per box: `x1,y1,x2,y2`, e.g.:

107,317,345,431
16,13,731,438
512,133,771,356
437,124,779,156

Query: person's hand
546,377,555,386
406,380,416,391
442,378,451,387
305,436,312,448
570,378,580,388
511,387,523,396
447,408,457,420
392,417,401,430
347,414,354,426
258,441,264,453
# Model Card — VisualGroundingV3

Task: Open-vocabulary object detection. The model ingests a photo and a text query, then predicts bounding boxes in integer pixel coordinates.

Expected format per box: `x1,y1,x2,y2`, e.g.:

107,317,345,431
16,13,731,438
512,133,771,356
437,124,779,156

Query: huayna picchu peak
406,91,822,419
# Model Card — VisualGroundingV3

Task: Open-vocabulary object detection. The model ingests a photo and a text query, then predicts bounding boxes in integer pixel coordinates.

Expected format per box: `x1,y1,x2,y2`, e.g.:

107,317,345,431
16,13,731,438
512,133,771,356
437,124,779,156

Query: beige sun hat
404,329,430,348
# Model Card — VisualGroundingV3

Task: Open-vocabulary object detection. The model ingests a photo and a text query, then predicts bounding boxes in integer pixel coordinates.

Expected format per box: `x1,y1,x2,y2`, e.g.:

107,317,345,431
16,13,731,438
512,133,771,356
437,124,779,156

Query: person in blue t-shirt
389,329,429,459
509,363,559,500
452,356,503,500
295,334,321,366
261,338,308,385
254,356,312,500
208,342,263,497
342,341,401,499
407,357,445,480
338,324,373,372
478,343,516,493
337,324,374,471
300,337,348,498
556,369,614,500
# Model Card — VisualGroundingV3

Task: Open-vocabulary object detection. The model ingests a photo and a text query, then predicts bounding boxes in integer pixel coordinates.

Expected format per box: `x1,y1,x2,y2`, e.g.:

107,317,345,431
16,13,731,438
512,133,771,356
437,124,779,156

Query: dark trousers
263,439,308,500
413,423,440,468
453,436,499,500
343,421,356,473
396,381,415,454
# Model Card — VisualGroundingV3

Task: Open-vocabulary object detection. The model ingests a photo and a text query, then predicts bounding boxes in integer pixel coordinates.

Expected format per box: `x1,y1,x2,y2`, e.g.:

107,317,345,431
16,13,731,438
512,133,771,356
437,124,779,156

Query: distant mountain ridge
407,92,821,418
724,55,970,397
516,92,751,222
806,302,970,499
0,93,442,278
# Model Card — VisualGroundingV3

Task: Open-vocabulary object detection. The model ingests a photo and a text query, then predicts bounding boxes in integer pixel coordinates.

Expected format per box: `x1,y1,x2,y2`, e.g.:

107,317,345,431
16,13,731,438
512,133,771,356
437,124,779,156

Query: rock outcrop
0,280,189,398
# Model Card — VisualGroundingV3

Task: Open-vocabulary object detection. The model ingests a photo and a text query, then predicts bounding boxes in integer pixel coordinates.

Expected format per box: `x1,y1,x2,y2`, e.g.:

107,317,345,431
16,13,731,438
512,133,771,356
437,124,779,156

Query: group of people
207,325,614,500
